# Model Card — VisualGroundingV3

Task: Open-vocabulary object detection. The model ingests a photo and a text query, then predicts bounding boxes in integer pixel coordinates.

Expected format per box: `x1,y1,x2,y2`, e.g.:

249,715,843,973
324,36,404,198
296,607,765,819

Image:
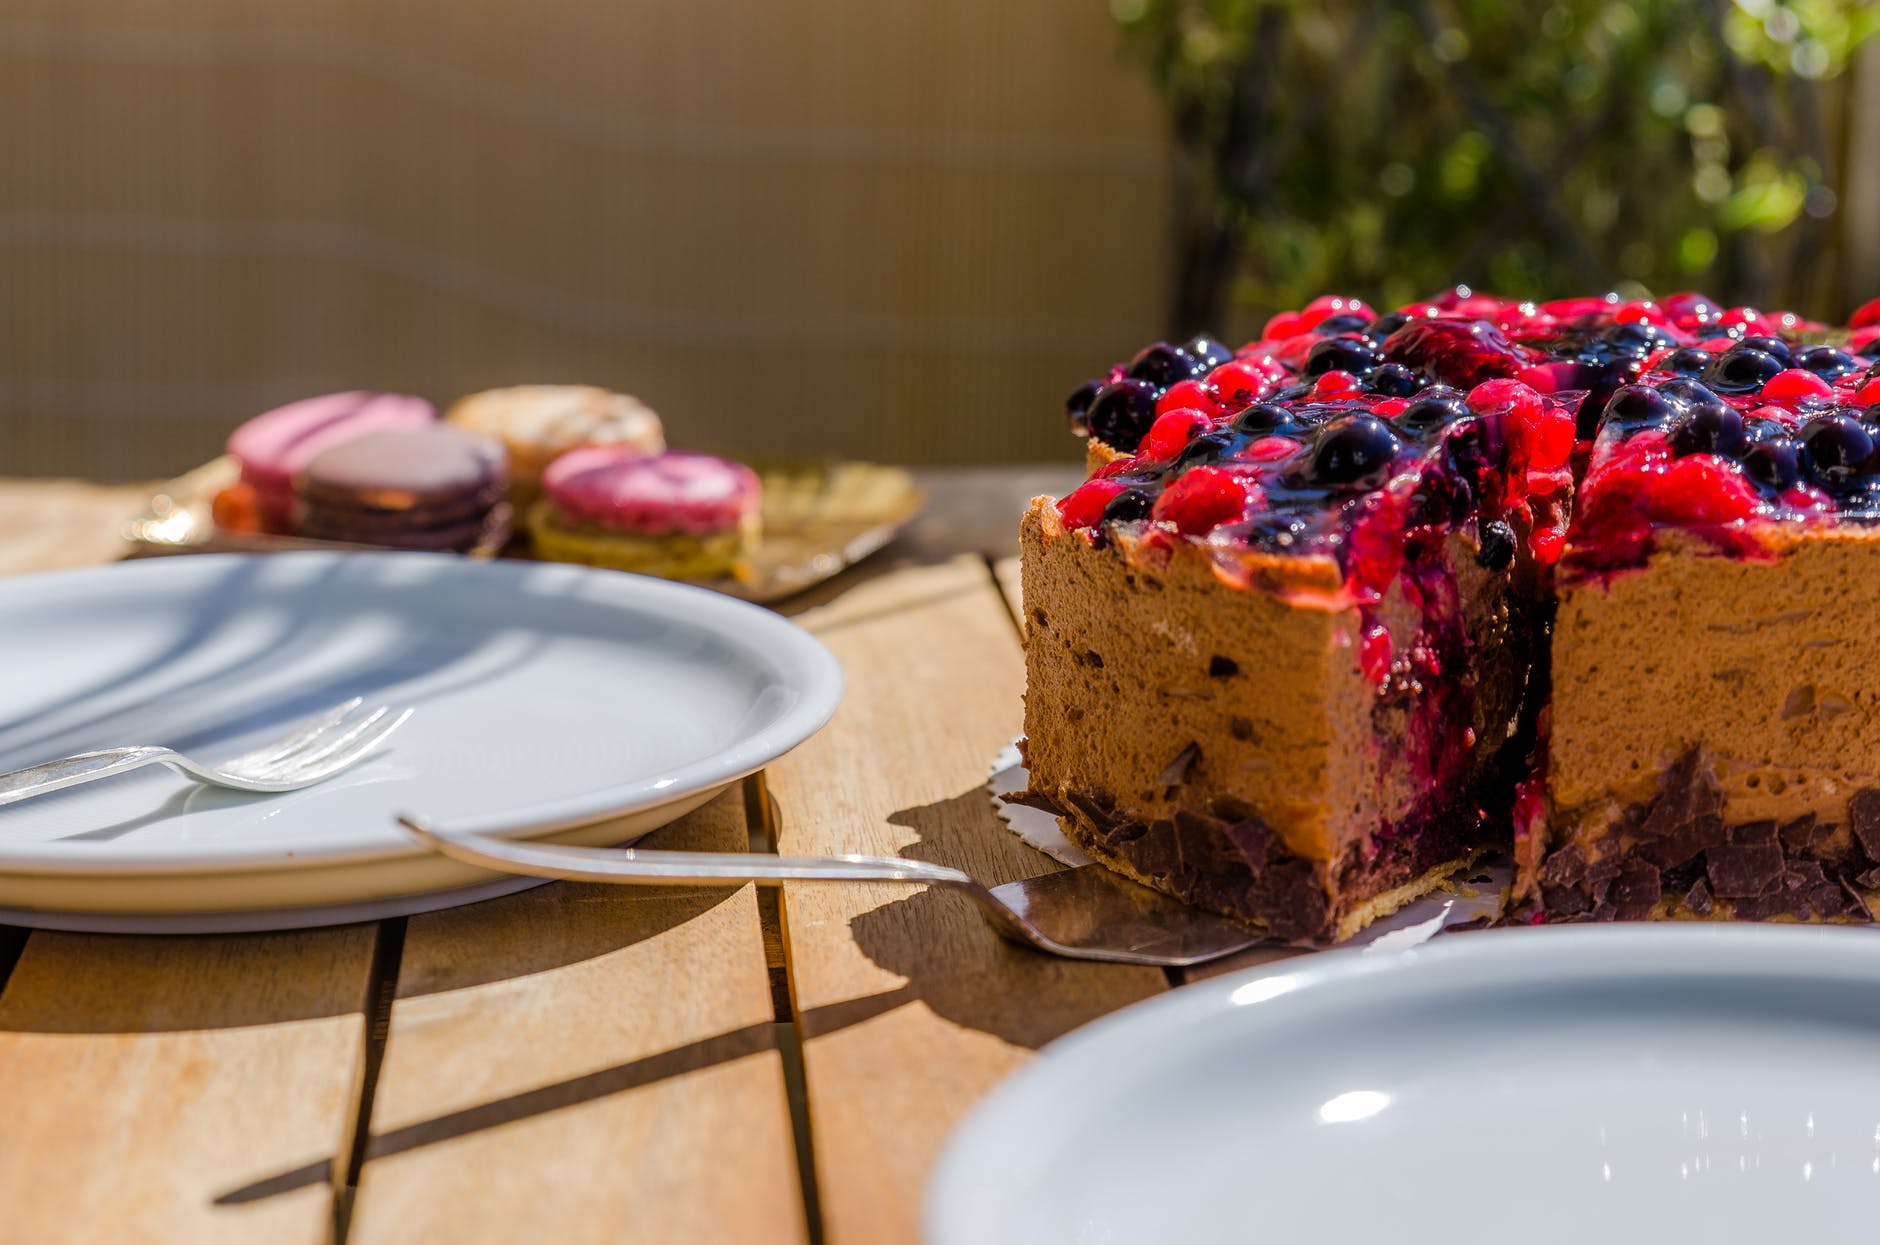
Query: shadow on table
831,785,1154,1052
0,817,743,1034
201,780,1126,1208
211,984,920,1208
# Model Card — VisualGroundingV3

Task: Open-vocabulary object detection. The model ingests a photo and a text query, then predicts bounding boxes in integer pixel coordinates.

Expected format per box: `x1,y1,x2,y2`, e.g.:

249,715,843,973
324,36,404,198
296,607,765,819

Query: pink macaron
541,447,760,535
228,391,437,526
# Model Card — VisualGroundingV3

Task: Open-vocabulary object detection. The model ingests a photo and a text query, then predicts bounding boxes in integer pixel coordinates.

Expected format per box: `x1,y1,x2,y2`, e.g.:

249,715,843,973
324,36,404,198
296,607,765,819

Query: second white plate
930,924,1880,1244
0,552,841,926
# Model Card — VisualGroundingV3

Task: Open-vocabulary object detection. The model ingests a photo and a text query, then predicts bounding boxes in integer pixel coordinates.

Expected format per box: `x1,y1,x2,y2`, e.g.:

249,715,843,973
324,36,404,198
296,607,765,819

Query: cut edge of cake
1020,497,1532,942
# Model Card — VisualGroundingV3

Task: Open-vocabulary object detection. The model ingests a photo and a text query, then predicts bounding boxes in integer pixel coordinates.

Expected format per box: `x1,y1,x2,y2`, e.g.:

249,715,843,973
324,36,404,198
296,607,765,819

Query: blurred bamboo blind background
0,1,1174,480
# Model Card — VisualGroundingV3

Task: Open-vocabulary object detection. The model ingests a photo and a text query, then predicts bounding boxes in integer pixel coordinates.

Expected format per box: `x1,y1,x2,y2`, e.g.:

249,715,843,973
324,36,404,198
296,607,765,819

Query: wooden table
0,466,1273,1244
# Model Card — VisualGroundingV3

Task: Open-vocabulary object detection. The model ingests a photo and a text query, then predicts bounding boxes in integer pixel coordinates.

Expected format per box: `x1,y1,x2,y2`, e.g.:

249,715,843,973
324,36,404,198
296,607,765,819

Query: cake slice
1518,330,1880,921
1023,371,1576,941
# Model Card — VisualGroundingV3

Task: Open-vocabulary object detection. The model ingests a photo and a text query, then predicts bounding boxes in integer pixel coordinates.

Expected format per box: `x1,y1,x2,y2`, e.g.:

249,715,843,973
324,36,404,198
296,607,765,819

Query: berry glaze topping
1060,288,1880,598
1564,335,1880,581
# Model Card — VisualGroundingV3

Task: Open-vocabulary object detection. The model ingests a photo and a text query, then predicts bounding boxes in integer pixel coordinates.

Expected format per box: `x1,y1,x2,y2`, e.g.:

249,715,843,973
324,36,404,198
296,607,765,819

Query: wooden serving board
123,457,924,604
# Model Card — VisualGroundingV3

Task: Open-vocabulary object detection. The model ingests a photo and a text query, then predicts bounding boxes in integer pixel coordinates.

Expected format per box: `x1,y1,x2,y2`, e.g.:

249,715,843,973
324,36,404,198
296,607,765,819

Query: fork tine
261,705,389,775
268,706,412,779
224,696,368,769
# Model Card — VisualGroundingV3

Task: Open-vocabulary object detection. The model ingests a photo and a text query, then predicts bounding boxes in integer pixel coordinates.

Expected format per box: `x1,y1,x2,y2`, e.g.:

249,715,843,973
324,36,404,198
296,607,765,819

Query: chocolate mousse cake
1520,307,1880,922
1025,289,1880,939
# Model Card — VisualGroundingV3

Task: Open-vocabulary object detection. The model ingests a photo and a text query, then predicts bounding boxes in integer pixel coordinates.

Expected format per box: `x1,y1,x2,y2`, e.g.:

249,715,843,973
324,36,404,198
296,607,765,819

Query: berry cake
1523,301,1880,923
1024,290,1880,940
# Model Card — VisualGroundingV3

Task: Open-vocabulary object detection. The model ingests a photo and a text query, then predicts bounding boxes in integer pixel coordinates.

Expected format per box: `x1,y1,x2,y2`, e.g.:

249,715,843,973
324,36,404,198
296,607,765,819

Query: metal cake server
397,815,1272,967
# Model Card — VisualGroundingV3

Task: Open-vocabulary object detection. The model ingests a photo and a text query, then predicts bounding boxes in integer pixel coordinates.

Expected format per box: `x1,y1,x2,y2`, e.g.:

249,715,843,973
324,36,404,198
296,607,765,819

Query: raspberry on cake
1030,288,1880,939
529,447,761,581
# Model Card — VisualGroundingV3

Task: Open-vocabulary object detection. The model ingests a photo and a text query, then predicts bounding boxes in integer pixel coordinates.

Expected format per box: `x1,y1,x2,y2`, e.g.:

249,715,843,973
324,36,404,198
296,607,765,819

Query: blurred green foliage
1113,0,1880,329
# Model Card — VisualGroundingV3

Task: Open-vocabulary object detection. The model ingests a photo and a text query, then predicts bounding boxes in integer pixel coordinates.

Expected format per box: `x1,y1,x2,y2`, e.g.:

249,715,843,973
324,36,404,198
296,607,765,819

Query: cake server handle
396,815,1270,967
398,815,982,888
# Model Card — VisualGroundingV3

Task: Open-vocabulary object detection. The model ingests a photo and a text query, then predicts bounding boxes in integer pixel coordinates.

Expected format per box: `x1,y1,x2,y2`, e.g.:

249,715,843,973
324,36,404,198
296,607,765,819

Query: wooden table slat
0,927,379,1244
769,554,1167,1244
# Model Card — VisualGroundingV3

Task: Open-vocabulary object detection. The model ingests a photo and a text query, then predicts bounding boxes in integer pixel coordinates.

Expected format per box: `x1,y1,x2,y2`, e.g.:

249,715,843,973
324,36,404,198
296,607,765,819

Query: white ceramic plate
929,925,1880,1244
0,552,840,928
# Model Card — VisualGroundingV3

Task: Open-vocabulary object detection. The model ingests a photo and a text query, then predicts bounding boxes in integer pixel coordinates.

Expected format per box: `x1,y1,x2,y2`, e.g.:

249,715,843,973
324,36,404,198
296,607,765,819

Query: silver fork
397,815,1270,967
0,698,414,808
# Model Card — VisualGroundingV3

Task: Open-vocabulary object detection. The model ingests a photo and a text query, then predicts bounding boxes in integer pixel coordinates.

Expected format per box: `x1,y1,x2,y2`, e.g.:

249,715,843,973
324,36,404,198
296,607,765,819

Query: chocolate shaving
1157,742,1201,788
1856,867,1880,890
1730,893,1793,921
1541,884,1591,917
1114,817,1174,877
1000,790,1069,818
1843,880,1874,921
1683,878,1714,916
1851,789,1880,864
1608,860,1662,921
1539,844,1587,889
1807,883,1854,920
1170,811,1219,901
1782,860,1829,893
1779,814,1830,855
1068,795,1341,942
1223,818,1277,862
1633,750,1727,869
1106,820,1150,847
1249,858,1330,942
1729,820,1778,847
1706,842,1786,899
1064,790,1119,835
1584,853,1622,901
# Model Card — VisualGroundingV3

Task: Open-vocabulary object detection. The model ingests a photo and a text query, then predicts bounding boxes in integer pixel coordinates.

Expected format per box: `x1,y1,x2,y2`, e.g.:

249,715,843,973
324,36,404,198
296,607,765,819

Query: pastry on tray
1023,290,1880,940
223,391,436,532
444,385,665,511
529,447,762,580
295,426,511,553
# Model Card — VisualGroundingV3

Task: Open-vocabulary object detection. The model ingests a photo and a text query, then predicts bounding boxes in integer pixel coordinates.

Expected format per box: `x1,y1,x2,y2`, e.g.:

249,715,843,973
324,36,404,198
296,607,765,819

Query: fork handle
0,747,172,809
